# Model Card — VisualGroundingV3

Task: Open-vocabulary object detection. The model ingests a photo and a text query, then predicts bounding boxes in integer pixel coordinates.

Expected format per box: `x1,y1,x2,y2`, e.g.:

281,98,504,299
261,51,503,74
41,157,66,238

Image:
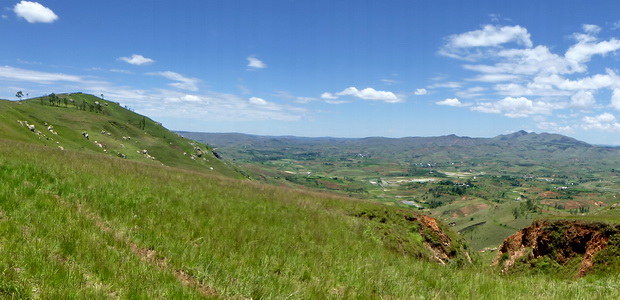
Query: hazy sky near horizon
3,0,620,144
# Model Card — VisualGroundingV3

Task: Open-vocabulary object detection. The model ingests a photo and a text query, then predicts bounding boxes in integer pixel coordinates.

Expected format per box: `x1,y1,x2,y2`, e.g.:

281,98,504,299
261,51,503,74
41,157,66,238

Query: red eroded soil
493,219,620,276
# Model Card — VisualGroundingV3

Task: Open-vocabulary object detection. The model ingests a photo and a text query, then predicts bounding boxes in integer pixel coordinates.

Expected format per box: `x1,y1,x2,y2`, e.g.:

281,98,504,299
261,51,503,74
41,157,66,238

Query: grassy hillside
1,96,620,298
2,139,619,298
0,95,243,178
184,132,620,251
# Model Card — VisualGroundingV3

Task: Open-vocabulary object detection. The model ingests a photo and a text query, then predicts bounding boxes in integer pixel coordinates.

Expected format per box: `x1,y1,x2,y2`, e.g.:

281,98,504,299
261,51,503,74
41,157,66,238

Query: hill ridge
0,94,243,178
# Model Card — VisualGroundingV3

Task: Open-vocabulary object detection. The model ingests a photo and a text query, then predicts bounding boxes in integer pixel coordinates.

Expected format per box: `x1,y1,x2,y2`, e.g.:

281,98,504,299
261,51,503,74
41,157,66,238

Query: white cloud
536,121,574,133
611,89,620,111
570,90,596,110
456,86,487,98
14,1,58,23
447,25,532,48
428,82,462,89
247,56,266,70
414,88,427,95
320,87,401,103
436,98,468,107
582,24,601,35
437,23,620,134
147,90,305,121
464,46,573,76
565,35,620,70
110,69,133,74
0,65,82,83
381,79,400,85
440,25,532,60
118,54,155,66
249,97,267,105
320,92,338,100
0,65,308,123
468,74,521,83
335,87,402,103
147,71,199,91
472,97,558,118
582,112,620,131
274,91,319,104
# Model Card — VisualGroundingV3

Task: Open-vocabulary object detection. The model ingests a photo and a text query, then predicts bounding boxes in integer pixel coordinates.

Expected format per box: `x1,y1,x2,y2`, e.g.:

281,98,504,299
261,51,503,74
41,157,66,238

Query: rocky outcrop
493,219,620,276
355,208,472,265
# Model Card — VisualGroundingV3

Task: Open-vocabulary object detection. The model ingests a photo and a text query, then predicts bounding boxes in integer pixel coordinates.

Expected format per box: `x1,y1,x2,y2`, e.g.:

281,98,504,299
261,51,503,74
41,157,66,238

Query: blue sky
3,1,620,144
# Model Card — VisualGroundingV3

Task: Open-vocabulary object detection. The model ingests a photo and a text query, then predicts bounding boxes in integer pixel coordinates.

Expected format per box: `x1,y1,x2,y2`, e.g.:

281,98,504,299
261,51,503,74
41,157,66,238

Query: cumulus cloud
434,23,620,136
436,98,468,107
247,56,267,70
472,97,558,118
582,112,620,131
565,32,620,71
147,71,199,91
321,87,401,103
570,90,596,110
118,54,155,66
320,92,338,100
440,25,532,59
582,24,601,35
414,88,428,95
14,1,58,23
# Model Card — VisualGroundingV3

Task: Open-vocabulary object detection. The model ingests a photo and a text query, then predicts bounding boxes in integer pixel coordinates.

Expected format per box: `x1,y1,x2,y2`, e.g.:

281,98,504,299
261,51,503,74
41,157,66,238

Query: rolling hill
1,94,620,298
180,131,620,251
0,94,243,178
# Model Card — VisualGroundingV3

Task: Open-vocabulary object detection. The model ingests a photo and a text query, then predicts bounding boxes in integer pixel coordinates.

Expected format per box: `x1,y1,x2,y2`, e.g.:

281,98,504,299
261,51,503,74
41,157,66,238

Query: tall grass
1,139,619,299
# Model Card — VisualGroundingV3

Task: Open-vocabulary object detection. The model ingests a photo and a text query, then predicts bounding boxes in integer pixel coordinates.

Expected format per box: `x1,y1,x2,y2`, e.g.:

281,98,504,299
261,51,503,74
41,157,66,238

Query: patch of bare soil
493,219,620,277
54,195,217,297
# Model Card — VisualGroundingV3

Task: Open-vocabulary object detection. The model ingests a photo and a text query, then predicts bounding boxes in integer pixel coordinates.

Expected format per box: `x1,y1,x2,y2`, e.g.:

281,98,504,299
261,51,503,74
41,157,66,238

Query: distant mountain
180,130,618,170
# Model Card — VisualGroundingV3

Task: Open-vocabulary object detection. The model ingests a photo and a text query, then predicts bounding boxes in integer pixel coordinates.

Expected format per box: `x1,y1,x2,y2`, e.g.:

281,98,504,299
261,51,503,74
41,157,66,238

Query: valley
181,131,620,250
0,95,619,298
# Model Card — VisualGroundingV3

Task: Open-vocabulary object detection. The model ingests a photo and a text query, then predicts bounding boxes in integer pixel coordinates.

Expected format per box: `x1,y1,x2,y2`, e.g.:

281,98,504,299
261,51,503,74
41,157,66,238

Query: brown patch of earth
460,203,490,216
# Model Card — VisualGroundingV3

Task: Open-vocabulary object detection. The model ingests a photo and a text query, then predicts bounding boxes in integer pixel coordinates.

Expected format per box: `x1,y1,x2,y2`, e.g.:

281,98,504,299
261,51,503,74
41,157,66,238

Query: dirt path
55,195,217,298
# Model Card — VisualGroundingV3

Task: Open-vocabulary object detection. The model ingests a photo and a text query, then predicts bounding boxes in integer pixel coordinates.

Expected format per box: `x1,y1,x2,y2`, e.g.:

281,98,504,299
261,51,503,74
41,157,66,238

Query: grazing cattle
28,124,35,132
82,131,89,140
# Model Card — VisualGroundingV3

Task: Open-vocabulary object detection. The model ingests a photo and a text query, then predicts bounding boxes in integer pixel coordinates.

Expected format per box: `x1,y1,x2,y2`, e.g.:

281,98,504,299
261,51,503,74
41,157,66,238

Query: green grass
0,96,243,178
2,96,620,298
2,139,620,298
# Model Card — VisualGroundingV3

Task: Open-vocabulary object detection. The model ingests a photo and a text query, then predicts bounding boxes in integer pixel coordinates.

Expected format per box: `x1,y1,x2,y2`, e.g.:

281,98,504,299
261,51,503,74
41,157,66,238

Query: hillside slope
1,138,618,298
0,94,243,178
2,97,620,297
493,219,620,277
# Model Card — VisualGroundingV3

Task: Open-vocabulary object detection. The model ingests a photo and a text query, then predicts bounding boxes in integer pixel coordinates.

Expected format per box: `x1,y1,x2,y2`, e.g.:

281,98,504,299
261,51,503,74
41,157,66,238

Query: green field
184,132,620,251
2,96,620,298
